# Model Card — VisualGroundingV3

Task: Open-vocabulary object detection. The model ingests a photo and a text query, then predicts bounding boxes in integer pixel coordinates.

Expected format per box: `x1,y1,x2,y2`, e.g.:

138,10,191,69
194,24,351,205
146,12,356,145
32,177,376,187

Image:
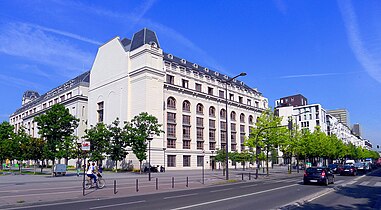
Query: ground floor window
167,139,176,148
197,156,204,167
183,155,191,167
197,141,204,150
209,142,216,150
167,155,176,167
183,140,190,149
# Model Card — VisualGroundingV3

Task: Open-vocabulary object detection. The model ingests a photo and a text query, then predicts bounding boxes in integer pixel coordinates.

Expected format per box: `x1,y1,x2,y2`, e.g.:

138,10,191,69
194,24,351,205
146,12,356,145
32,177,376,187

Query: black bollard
186,176,188,187
114,180,117,194
242,173,244,180
172,177,174,188
136,179,139,192
156,178,158,190
249,173,251,180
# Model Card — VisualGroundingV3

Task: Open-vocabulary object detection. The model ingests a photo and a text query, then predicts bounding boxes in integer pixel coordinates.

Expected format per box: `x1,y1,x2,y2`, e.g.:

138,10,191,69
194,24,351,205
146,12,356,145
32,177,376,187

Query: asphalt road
295,169,381,209
2,174,358,210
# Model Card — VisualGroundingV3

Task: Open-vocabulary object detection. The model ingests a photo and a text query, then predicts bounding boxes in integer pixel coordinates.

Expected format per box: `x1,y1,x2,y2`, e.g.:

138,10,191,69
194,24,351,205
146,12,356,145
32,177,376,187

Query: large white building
10,28,268,170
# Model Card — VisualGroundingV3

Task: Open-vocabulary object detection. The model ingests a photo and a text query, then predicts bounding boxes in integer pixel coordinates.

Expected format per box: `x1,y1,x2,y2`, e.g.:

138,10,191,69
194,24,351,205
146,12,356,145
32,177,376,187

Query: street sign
81,141,91,151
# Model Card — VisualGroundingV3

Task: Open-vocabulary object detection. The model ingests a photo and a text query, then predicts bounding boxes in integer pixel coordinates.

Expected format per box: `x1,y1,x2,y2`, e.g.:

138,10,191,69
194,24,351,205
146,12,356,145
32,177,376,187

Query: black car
340,165,357,176
303,167,334,186
328,163,342,174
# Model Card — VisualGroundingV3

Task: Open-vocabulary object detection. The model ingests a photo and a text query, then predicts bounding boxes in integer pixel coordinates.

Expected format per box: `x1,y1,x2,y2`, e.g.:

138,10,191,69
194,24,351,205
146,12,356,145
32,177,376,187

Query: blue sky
0,0,380,147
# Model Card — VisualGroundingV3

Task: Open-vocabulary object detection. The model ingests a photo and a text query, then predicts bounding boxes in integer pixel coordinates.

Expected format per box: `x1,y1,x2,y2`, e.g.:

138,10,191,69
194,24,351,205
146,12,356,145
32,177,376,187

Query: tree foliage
84,123,111,162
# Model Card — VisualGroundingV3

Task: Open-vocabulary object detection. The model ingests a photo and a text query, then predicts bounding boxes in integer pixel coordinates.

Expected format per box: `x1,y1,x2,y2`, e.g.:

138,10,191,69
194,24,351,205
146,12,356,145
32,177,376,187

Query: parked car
303,167,335,186
340,165,357,176
345,160,355,166
53,164,67,176
328,163,342,174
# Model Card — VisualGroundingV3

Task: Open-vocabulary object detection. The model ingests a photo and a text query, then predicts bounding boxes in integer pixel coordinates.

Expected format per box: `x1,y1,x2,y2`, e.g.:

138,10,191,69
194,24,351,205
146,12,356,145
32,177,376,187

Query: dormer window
167,54,173,59
224,75,228,80
214,72,219,76
181,59,186,64
193,63,199,68
149,41,157,48
233,79,237,82
204,68,209,72
240,82,244,85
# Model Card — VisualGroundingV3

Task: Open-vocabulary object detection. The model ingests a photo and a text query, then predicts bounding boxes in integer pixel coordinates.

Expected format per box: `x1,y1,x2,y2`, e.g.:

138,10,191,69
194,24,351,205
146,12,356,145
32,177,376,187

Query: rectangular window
60,95,65,102
183,140,191,149
240,125,245,133
166,75,174,84
195,83,202,92
255,101,259,107
197,141,204,150
167,112,176,123
231,123,236,132
209,142,216,150
167,155,176,167
196,117,203,127
219,90,224,98
231,144,236,151
197,128,204,140
209,119,215,129
221,131,226,143
97,101,104,123
167,124,176,138
240,134,245,144
182,79,189,88
67,92,72,99
248,99,252,106
54,98,58,104
208,87,214,95
183,126,190,139
43,103,47,109
229,93,234,101
220,121,226,130
231,133,236,143
167,139,176,148
197,156,204,167
183,155,191,167
239,96,243,103
183,115,191,125
209,130,216,142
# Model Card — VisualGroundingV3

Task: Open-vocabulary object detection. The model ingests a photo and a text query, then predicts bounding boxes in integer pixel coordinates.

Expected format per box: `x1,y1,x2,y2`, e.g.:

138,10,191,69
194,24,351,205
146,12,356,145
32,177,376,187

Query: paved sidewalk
0,166,303,208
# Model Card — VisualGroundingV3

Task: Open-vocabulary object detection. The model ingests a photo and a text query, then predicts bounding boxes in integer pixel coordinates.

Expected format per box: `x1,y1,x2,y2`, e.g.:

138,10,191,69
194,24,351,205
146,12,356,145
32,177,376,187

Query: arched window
167,97,176,109
220,109,226,118
231,111,236,121
240,113,245,123
209,106,216,117
183,100,191,112
249,115,254,125
196,103,204,115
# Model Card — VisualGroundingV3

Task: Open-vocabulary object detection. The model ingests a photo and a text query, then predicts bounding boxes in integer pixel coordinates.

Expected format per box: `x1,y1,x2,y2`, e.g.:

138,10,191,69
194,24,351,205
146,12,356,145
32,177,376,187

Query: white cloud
0,73,43,90
0,22,93,78
279,71,362,79
338,1,381,84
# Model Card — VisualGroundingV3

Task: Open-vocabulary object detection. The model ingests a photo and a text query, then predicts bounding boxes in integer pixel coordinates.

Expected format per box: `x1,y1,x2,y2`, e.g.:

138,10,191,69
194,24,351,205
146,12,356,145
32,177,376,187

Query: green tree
108,119,129,172
34,104,79,175
215,148,227,174
0,122,15,169
25,137,45,174
125,112,163,173
246,109,288,175
84,123,111,163
12,128,30,173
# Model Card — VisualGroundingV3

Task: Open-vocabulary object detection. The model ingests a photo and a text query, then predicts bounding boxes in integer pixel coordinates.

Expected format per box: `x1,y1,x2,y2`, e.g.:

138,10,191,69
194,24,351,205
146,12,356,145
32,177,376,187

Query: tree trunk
34,160,37,175
51,159,55,176
266,150,269,176
19,161,22,174
139,161,142,174
115,160,118,173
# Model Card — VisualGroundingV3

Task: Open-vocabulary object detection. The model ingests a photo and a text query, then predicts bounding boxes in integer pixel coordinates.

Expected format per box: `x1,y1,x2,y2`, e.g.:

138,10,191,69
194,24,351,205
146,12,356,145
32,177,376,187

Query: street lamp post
163,148,166,172
211,150,214,171
147,134,154,181
223,72,247,180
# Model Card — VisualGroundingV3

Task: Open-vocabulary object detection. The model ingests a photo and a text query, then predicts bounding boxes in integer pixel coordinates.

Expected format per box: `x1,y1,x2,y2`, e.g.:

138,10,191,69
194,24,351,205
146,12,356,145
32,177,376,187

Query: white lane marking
210,187,234,193
347,181,356,185
240,184,257,189
335,180,344,184
163,193,198,200
375,182,381,187
89,200,146,209
305,189,334,202
171,184,298,210
359,181,369,186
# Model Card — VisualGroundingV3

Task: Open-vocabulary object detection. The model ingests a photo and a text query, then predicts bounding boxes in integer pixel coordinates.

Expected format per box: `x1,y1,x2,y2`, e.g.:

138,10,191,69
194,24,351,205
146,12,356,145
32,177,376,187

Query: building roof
163,52,261,95
22,90,40,100
130,28,160,51
12,71,90,116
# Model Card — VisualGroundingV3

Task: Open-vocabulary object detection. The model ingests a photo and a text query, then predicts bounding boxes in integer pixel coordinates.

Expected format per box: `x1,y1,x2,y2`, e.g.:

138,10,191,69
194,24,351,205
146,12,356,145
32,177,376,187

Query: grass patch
0,170,46,175
213,179,239,185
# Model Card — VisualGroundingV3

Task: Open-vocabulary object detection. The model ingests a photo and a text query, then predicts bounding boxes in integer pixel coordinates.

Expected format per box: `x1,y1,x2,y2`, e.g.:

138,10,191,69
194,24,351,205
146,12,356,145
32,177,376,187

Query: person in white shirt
86,162,97,186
